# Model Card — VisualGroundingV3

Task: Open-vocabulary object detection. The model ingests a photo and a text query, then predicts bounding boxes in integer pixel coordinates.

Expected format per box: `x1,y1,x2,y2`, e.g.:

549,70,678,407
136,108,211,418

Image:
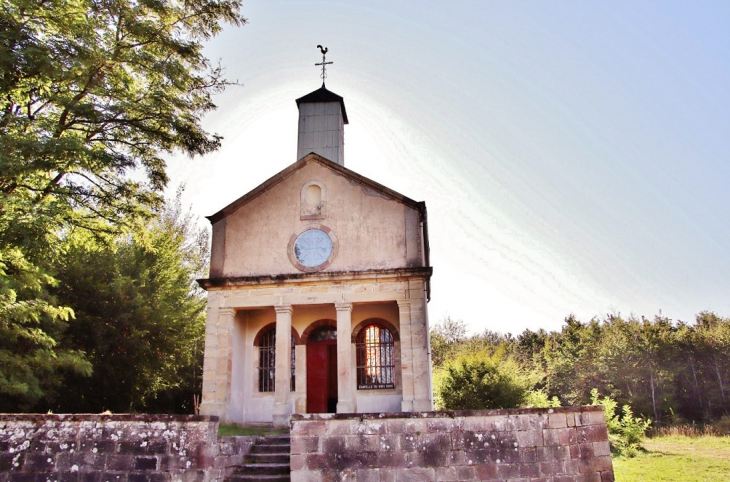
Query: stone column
273,304,293,427
335,302,355,413
408,280,433,411
200,305,236,422
397,300,415,412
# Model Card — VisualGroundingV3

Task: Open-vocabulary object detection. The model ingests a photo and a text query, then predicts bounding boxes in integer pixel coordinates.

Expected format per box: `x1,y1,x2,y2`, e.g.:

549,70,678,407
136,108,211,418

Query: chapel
197,71,434,426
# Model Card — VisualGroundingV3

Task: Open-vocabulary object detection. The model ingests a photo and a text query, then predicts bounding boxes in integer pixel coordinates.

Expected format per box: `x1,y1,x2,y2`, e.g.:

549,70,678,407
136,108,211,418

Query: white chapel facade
198,81,433,426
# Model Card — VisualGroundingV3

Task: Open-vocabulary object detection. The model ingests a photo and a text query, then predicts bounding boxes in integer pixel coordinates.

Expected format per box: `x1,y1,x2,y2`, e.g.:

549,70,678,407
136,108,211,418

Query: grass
218,423,288,437
613,435,730,482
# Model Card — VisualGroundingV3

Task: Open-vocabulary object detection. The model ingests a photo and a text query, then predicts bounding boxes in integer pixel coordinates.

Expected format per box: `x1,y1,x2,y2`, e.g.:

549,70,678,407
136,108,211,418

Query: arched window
356,325,395,389
257,328,296,392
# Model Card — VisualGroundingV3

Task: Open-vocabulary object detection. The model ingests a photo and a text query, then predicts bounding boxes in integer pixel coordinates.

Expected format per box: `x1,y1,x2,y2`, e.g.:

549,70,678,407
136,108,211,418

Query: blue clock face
293,229,333,268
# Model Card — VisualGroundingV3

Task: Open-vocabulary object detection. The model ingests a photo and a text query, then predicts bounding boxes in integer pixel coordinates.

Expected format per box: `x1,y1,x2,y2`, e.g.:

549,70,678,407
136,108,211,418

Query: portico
198,267,432,425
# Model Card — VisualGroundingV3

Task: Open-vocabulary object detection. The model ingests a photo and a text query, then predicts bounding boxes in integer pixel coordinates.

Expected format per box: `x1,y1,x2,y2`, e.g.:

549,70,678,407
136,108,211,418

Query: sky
166,1,730,334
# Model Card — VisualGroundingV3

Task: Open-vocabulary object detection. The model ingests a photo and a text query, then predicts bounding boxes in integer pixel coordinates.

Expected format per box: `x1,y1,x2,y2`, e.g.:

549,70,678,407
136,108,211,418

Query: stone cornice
197,267,433,290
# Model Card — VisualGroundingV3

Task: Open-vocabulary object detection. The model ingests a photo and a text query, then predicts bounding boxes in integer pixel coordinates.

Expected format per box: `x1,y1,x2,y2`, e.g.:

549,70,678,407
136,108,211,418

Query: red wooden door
307,341,338,413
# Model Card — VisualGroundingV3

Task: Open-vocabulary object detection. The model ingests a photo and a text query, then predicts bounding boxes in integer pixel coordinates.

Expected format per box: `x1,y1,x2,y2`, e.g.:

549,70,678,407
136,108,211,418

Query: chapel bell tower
295,46,348,165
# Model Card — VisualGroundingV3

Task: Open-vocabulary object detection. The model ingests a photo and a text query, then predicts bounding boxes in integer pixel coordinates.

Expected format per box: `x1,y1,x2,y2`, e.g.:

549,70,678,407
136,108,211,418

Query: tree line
431,313,730,425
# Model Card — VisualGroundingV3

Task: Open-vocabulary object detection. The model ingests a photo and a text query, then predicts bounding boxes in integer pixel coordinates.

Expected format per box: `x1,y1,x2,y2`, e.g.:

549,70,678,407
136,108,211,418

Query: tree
45,191,209,413
430,317,468,367
0,0,243,405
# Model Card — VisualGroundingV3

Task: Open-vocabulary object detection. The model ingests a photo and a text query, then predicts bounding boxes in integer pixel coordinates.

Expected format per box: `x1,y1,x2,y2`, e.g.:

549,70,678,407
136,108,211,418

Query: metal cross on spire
315,45,332,86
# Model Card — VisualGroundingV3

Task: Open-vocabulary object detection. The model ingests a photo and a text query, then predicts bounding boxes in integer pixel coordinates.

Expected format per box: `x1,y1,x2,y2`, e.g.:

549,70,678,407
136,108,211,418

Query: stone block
538,460,563,476
106,455,135,471
579,455,613,474
601,470,616,482
406,445,449,468
377,434,399,451
544,427,576,446
548,413,568,429
397,467,435,481
577,411,605,427
496,463,521,479
471,464,497,480
375,451,407,469
133,456,158,471
518,462,540,478
398,433,418,452
354,468,380,482
322,436,347,454
426,419,458,433
576,473,601,482
515,429,543,448
344,435,378,452
7,474,37,482
292,436,320,454
21,453,55,472
56,471,81,482
293,421,327,436
290,469,323,482
577,425,609,444
592,441,611,457
378,468,397,482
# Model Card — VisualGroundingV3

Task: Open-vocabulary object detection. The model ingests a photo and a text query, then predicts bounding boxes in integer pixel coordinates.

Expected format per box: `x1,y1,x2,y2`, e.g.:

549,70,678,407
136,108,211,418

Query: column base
401,400,414,412
412,399,433,412
199,402,230,423
337,401,355,414
273,402,290,427
272,413,290,428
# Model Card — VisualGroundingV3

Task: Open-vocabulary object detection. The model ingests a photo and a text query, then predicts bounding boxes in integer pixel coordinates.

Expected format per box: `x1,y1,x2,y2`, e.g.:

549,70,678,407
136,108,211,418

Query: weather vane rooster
315,45,332,86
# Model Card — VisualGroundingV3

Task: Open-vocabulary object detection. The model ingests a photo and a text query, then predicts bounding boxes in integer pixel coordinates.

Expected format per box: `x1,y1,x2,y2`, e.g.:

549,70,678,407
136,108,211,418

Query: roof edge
197,267,433,290
206,153,426,224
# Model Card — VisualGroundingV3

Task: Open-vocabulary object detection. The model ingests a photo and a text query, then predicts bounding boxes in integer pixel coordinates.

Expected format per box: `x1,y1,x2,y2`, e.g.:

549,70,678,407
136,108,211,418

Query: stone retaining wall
290,406,614,481
0,414,254,482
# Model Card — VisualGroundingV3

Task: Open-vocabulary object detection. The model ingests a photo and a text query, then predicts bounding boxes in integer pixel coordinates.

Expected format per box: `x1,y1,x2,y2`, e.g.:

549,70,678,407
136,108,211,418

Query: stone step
226,433,291,482
245,453,290,464
228,475,290,482
252,443,291,454
234,463,290,476
261,435,290,445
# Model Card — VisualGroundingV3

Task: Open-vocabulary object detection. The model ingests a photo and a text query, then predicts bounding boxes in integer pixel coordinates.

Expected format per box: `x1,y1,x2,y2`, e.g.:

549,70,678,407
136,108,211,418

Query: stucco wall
0,414,253,482
290,407,615,482
215,161,423,277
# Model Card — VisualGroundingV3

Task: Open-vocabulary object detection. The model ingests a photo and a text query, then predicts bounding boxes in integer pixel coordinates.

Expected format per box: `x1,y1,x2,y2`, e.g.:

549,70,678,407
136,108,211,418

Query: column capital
396,299,411,311
274,304,293,315
334,302,352,312
219,307,237,317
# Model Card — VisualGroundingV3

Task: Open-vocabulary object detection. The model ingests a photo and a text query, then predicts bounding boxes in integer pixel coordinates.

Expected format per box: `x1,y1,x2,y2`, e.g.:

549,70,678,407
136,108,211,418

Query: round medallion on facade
288,224,338,272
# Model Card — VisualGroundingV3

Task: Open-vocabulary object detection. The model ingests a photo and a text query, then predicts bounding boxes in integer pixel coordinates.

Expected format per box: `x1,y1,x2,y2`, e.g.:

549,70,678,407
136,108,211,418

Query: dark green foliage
0,0,243,405
436,350,530,410
44,193,209,413
431,312,730,425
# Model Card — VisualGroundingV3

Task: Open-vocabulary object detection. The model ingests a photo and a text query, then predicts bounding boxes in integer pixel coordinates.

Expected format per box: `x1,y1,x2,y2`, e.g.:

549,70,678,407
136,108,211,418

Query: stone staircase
227,434,291,481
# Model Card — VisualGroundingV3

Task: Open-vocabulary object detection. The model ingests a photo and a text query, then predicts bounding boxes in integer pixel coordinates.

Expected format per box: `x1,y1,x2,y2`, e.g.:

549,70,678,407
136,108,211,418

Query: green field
613,435,730,482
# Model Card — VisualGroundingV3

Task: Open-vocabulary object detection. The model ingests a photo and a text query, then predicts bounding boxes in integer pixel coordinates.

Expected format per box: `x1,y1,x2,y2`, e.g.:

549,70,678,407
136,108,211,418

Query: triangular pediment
207,153,425,223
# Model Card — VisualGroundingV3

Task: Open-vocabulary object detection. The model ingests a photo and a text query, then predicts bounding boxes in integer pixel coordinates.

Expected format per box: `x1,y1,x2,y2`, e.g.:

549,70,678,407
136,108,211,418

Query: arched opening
355,324,395,390
254,324,297,392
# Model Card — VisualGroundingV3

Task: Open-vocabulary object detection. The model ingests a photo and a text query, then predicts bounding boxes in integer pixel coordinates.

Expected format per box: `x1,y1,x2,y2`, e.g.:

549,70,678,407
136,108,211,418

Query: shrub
591,388,651,457
436,351,530,410
524,389,561,408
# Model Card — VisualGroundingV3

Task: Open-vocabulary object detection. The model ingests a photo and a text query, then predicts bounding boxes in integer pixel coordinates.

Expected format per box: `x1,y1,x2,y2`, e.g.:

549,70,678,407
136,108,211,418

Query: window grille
257,329,296,392
356,325,395,389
